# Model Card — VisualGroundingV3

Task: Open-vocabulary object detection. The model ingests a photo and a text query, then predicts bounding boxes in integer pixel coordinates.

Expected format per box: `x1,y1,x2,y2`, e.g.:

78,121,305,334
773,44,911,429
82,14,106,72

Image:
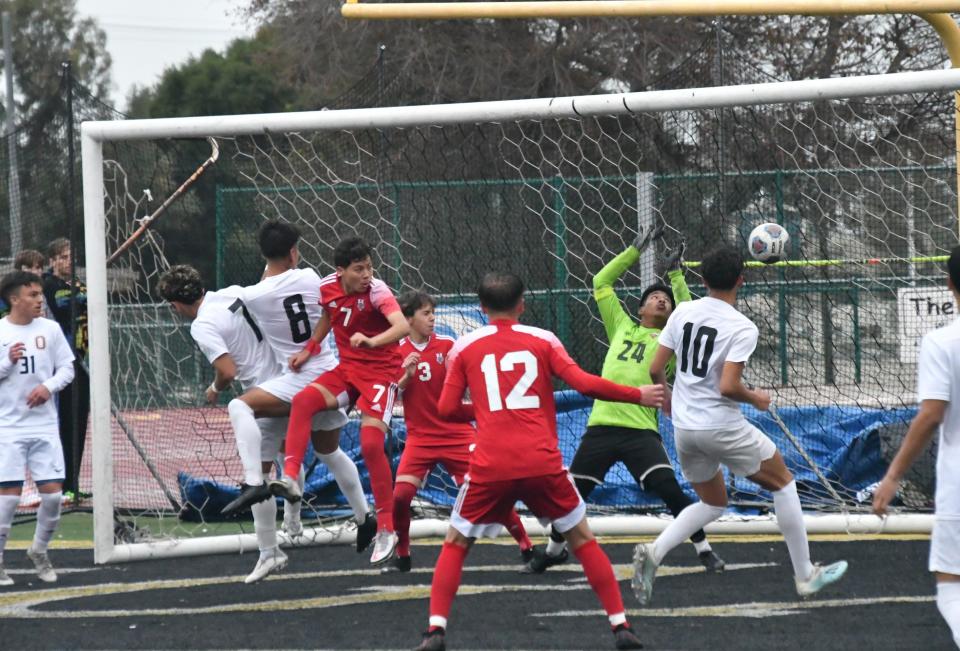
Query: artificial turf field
0,523,953,650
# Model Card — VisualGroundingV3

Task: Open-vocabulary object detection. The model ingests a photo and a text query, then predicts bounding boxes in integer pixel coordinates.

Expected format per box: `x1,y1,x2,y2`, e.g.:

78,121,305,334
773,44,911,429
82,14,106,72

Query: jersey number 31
479,351,540,412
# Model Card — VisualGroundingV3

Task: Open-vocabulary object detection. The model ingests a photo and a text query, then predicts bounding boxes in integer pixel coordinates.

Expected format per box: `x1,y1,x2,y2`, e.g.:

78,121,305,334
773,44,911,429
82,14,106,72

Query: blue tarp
179,390,914,521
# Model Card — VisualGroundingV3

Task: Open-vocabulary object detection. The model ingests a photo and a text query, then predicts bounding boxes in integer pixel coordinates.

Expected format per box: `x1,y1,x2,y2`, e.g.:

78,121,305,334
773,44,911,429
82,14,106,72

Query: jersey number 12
479,351,540,412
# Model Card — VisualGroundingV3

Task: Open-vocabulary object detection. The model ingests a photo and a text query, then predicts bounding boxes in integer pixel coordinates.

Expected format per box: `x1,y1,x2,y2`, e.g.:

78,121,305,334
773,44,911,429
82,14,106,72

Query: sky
75,0,255,109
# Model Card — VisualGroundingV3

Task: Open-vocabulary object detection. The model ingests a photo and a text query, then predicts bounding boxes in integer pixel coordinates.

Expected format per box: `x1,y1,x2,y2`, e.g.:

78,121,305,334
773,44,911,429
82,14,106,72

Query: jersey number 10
679,323,717,378
479,351,540,412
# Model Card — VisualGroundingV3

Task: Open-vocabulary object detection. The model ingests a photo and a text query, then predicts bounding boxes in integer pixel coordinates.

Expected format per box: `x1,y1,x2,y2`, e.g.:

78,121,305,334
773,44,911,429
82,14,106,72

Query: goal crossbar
83,69,955,564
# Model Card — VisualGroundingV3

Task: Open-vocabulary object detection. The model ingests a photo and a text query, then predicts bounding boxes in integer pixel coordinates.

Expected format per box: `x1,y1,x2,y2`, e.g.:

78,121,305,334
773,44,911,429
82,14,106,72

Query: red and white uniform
315,274,403,420
438,318,647,538
397,334,475,484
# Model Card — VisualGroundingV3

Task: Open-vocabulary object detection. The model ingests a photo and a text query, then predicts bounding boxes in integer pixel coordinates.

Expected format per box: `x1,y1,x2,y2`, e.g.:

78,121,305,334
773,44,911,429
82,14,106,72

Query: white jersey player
632,245,847,606
874,246,960,646
159,265,296,583
221,220,376,554
0,271,75,586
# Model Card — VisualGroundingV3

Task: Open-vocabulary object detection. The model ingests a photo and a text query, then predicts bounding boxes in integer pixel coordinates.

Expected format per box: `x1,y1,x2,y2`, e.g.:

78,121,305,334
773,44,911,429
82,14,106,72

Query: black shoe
414,628,445,651
381,554,412,574
698,550,725,573
613,623,643,650
220,482,272,516
520,547,535,564
519,546,569,574
356,512,377,553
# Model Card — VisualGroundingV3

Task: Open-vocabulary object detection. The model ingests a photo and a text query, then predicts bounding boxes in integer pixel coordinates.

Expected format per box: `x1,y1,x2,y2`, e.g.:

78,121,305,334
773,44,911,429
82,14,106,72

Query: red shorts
451,469,585,539
396,442,473,485
313,365,398,423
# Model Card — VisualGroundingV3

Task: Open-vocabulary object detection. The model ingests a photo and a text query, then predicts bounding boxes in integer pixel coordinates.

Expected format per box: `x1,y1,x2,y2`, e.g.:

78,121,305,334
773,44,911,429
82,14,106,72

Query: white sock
251,495,278,559
228,399,266,487
652,502,724,565
284,465,304,528
32,492,62,554
937,582,960,647
316,448,369,523
0,495,19,564
772,480,815,581
546,538,567,557
693,539,712,554
608,612,627,627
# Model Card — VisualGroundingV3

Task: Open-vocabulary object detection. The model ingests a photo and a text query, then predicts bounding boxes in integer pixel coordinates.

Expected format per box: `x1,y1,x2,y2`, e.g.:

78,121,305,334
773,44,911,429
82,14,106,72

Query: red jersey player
383,291,533,574
414,272,660,651
271,237,409,565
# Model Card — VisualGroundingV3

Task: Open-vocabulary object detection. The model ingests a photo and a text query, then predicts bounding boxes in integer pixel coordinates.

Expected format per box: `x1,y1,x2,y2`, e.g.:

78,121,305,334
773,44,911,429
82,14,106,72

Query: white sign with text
897,286,957,363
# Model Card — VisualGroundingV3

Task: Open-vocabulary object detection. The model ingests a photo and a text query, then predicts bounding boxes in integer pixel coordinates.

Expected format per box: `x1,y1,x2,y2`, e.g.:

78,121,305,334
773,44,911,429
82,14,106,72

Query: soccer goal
82,68,958,563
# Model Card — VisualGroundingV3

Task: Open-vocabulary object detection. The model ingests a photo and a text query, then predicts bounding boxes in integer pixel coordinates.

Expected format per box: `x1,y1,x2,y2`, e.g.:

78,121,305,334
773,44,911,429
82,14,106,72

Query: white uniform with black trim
190,288,288,460
659,297,776,482
242,268,347,431
0,316,75,484
916,317,960,574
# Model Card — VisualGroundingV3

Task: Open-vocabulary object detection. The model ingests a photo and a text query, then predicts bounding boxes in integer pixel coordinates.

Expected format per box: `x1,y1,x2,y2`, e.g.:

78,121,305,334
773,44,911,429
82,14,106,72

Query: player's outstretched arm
557,363,663,408
290,310,332,371
872,399,944,516
665,241,692,304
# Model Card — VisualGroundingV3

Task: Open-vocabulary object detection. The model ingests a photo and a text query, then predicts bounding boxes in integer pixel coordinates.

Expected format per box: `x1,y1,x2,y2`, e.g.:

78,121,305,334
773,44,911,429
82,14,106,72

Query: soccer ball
748,223,790,264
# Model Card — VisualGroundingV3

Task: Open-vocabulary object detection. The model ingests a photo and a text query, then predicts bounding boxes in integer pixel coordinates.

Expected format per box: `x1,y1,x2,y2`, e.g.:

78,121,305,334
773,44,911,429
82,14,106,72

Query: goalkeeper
523,224,725,574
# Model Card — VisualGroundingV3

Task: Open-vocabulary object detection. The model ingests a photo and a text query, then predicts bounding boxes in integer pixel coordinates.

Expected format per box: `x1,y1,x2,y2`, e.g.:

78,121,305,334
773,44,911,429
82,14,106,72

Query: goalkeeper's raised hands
664,240,686,272
631,222,664,253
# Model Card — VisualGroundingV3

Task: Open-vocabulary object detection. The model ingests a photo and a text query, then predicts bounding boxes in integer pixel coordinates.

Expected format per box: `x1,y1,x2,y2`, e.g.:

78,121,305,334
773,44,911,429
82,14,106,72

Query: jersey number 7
479,351,540,412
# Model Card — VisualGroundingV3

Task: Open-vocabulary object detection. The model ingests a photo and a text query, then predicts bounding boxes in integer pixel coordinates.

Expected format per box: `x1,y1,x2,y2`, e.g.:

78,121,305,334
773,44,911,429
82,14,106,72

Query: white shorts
257,371,349,432
930,517,960,575
674,422,777,483
0,433,65,485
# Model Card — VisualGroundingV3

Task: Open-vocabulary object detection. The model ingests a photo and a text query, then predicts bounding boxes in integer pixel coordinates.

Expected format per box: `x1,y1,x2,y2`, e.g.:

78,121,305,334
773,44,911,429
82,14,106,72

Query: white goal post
82,68,957,564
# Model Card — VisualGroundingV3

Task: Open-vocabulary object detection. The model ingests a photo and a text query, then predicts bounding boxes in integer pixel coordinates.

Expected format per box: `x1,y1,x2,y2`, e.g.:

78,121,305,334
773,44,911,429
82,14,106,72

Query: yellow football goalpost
341,0,960,230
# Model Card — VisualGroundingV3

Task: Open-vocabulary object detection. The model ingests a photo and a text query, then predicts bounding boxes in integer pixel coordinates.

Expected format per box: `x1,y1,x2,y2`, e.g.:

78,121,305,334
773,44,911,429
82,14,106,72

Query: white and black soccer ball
747,223,790,264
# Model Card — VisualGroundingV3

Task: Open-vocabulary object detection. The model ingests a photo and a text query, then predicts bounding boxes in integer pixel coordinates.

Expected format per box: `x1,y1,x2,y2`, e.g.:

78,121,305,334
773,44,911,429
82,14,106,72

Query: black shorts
569,425,675,491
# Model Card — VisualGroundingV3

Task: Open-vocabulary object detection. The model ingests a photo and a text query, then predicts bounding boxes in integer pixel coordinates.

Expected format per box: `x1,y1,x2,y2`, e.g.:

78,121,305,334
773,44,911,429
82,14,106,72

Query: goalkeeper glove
631,222,665,253
664,240,686,272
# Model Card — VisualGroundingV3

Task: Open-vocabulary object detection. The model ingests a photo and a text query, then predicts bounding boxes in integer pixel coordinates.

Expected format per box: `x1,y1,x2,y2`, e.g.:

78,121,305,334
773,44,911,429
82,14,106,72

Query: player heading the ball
272,236,409,565
633,245,847,607
414,271,661,651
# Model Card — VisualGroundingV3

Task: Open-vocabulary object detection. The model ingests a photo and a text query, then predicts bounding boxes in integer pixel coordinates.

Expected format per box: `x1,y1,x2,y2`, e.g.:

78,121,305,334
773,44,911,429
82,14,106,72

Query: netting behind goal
84,71,956,561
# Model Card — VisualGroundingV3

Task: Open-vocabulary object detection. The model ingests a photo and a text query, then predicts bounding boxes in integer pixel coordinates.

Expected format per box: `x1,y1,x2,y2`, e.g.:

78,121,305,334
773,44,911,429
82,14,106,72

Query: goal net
83,69,958,562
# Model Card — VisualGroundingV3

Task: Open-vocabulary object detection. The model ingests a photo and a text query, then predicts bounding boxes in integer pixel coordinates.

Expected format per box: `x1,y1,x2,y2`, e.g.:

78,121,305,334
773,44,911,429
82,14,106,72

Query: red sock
573,538,625,621
504,509,532,551
283,387,327,478
429,541,469,627
360,425,394,531
393,480,417,557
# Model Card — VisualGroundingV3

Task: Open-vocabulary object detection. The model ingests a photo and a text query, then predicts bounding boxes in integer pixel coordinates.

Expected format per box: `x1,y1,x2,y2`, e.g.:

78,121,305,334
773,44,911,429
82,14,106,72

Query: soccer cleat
613,623,644,650
220,482,272,516
520,547,536,565
26,549,57,583
281,518,304,539
414,628,446,651
0,566,12,587
268,476,302,503
355,512,377,553
381,554,412,574
698,550,726,573
244,550,288,584
631,543,658,606
370,530,399,565
795,560,848,598
519,546,569,574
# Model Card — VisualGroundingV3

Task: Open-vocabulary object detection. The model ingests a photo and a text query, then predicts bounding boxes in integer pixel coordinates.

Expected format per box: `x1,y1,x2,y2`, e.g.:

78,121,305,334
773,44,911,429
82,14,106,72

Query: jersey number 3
480,351,540,412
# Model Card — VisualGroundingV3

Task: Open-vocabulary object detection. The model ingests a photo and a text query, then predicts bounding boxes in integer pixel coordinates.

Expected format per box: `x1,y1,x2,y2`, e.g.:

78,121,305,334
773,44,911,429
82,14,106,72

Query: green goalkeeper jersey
586,246,691,432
